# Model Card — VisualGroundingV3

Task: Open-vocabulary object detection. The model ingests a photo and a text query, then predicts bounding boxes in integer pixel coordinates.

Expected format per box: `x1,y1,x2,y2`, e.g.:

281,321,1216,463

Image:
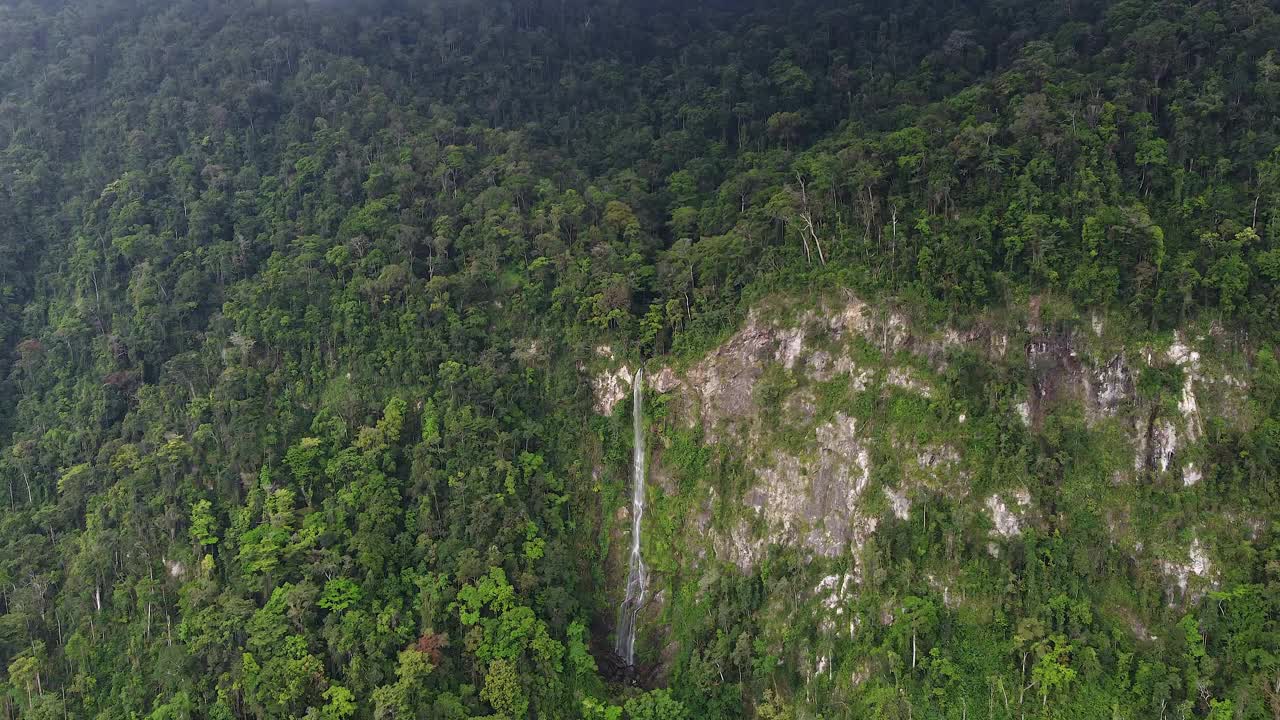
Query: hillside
1,0,1279,718
591,291,1273,717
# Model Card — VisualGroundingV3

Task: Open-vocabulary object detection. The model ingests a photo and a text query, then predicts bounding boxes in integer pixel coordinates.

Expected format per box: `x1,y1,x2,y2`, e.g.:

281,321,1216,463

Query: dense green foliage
1,0,1279,718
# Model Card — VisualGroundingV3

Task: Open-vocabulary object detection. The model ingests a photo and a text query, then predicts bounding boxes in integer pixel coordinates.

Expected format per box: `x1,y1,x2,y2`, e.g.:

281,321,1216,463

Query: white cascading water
615,369,648,667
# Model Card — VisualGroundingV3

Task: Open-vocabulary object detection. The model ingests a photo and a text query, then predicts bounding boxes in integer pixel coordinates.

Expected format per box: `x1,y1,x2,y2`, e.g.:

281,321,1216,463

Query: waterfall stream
615,369,648,667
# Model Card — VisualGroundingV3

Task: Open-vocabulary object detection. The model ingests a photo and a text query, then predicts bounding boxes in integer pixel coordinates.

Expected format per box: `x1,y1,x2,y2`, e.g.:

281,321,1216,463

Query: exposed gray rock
1152,420,1178,473
1161,537,1214,603
986,490,1031,538
592,365,633,415
886,367,933,398
884,486,911,520
746,413,876,560
651,366,680,393
1182,465,1203,487
1086,354,1134,419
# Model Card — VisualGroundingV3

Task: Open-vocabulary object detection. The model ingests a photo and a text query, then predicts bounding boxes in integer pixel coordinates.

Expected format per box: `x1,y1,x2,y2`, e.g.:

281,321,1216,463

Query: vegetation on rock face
0,0,1278,718
633,291,1276,720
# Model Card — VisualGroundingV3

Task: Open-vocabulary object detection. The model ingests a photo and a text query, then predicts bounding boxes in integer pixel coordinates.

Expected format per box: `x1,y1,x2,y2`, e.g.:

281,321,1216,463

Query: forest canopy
1,0,1279,718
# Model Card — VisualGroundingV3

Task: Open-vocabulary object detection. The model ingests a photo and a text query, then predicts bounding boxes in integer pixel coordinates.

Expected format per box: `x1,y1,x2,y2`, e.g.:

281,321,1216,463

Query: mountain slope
1,0,1278,718
592,291,1276,717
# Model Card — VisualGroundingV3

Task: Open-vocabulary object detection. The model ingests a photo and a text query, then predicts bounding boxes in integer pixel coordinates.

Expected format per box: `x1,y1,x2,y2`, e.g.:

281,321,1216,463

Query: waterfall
615,369,648,667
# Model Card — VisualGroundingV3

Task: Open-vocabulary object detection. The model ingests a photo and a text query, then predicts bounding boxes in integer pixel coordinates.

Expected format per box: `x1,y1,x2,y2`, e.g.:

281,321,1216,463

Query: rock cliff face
741,412,876,565
634,297,978,572
591,293,1256,670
